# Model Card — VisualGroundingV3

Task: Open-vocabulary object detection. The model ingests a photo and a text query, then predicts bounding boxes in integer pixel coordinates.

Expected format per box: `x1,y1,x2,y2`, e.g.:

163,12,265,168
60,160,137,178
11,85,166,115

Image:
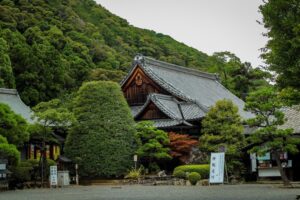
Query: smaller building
247,106,300,181
0,88,62,161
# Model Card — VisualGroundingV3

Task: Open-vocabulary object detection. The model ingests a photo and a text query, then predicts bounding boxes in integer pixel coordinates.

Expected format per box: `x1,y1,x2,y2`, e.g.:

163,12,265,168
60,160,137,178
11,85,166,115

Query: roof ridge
139,55,219,80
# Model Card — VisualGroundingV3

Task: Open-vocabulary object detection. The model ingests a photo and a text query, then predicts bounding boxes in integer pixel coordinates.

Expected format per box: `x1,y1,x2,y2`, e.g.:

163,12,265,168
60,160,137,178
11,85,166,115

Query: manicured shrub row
173,164,210,179
173,170,186,179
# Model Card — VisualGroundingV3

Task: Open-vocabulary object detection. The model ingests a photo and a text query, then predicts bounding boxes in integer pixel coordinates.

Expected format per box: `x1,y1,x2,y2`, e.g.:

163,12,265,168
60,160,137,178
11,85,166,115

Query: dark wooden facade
123,66,169,106
122,65,201,134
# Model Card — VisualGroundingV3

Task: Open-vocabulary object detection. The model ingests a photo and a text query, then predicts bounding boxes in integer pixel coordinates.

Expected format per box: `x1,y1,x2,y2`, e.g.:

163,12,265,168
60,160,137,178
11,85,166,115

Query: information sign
209,152,225,184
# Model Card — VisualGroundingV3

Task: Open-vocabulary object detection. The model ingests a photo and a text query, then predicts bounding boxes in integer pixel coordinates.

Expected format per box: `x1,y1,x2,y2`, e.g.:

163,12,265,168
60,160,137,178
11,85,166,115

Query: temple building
121,55,253,134
0,88,62,161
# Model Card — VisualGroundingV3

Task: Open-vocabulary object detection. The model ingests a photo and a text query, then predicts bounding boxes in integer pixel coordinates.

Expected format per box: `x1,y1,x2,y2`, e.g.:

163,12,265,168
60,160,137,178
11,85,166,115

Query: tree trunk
274,151,291,186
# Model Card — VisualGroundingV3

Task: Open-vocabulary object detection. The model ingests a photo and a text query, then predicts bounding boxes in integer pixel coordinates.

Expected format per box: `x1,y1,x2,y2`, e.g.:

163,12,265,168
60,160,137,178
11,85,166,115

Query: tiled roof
121,55,254,120
280,106,300,133
133,93,205,128
152,119,193,128
0,88,34,123
180,102,206,120
131,106,143,116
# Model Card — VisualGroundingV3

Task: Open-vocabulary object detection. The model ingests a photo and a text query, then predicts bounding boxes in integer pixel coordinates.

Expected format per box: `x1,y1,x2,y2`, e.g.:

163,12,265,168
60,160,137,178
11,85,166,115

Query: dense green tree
0,135,20,166
31,98,75,185
208,52,270,100
65,81,136,177
89,68,126,83
0,38,15,88
135,121,171,172
200,99,245,177
0,0,266,105
260,0,300,92
0,103,29,147
245,87,300,186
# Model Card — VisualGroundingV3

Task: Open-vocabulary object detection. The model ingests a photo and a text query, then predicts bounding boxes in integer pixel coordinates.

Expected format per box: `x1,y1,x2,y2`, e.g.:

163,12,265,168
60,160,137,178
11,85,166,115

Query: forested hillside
0,0,269,105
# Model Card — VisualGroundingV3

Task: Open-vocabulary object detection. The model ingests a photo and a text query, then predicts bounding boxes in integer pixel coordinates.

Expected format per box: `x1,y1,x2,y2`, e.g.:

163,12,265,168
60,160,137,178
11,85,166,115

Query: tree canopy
0,135,20,166
0,103,29,147
65,81,136,177
200,99,245,176
260,0,300,93
245,87,300,186
135,121,171,163
0,0,269,106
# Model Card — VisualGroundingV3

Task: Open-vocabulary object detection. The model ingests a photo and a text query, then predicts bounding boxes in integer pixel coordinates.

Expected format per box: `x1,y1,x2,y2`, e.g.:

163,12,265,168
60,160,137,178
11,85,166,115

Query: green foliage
30,99,75,142
260,0,300,92
188,172,201,185
0,0,267,105
135,121,171,171
173,170,186,179
10,159,56,184
200,99,245,176
245,87,300,185
173,164,210,179
245,88,300,155
208,52,270,100
0,135,20,166
278,87,300,106
0,103,29,147
32,99,76,128
10,160,38,183
0,38,15,88
125,167,142,180
65,81,136,178
89,68,127,83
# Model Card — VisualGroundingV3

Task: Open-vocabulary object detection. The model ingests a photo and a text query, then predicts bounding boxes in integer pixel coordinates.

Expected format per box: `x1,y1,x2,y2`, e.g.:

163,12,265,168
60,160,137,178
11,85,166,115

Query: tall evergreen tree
200,99,245,177
65,81,136,177
245,88,300,186
260,0,300,92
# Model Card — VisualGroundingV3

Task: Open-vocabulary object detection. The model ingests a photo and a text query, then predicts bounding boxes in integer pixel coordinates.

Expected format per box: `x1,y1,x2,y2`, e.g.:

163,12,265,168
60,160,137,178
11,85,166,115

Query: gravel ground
0,184,299,200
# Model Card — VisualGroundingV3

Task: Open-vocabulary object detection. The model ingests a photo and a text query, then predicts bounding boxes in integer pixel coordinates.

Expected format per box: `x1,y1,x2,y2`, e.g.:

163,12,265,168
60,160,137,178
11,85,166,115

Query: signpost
133,155,138,170
209,152,225,184
50,165,58,187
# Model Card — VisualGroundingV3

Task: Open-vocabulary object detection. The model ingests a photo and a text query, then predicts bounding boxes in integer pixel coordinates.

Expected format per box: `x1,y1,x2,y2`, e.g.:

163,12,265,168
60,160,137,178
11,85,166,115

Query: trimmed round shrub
188,172,201,185
65,81,136,178
173,164,209,179
173,170,186,179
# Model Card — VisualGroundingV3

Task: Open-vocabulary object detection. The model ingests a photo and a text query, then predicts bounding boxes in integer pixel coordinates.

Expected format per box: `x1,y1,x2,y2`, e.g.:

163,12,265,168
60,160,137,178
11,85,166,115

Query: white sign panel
0,164,6,170
209,152,225,184
50,165,58,186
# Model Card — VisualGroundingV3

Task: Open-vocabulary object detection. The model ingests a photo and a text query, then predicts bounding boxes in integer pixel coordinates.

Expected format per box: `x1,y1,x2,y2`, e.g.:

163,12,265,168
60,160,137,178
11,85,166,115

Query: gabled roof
134,93,205,123
0,88,34,123
122,55,254,119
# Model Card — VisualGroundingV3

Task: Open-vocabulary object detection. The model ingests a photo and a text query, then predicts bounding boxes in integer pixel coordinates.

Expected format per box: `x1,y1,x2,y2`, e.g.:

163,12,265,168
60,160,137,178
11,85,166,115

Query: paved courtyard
0,184,299,200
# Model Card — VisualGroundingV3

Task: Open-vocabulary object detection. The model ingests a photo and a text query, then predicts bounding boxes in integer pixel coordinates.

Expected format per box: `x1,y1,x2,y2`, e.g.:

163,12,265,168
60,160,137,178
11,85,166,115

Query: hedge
173,164,210,179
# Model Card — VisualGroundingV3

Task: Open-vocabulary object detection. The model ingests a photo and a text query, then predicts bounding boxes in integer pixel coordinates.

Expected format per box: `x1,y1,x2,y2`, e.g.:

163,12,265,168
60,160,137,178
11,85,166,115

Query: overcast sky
95,0,267,68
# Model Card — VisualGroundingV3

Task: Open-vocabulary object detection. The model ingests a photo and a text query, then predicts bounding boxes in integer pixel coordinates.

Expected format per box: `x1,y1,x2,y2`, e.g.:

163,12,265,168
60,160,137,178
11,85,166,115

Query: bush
10,159,56,186
188,172,201,185
125,168,142,180
173,164,209,179
65,81,136,178
173,170,186,179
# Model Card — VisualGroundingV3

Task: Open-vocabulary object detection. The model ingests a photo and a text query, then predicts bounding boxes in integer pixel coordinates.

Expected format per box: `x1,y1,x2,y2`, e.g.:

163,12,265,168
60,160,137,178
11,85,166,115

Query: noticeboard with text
209,152,225,184
50,165,58,186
